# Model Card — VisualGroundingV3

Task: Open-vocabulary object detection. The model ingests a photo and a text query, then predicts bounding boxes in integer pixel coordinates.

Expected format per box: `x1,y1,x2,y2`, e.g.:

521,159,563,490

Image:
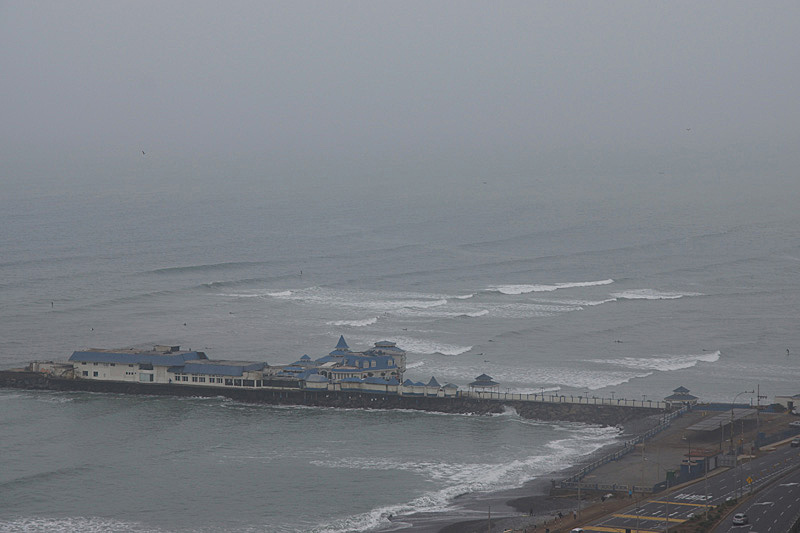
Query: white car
732,512,748,525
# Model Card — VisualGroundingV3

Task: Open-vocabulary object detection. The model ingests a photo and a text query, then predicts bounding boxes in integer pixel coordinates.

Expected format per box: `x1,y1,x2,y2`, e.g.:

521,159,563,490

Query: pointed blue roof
335,335,349,351
300,354,311,361
427,376,441,388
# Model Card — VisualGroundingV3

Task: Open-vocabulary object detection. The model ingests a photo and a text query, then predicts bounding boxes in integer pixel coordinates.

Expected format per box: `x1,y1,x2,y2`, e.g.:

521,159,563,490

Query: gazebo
664,386,699,407
469,373,500,392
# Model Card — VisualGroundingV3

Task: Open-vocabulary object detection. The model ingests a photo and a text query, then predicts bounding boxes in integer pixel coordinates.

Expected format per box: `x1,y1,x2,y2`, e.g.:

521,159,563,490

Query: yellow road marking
652,500,711,507
612,513,685,523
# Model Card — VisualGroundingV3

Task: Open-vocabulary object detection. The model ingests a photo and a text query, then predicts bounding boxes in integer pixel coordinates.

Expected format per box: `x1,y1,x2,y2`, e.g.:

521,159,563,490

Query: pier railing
557,405,689,492
461,390,667,410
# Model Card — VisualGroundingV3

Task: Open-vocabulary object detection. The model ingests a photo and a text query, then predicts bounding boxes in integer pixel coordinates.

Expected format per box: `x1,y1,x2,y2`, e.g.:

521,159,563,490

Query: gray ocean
2,175,799,532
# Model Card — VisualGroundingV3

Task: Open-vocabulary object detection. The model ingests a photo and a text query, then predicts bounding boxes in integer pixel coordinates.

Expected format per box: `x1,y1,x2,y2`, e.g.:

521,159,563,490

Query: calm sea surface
2,179,799,532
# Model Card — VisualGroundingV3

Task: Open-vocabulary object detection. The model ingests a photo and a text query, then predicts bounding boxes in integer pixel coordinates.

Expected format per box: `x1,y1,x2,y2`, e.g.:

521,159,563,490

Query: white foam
489,279,614,295
263,286,451,313
310,424,621,533
610,289,702,300
405,360,425,369
592,351,721,372
326,317,378,327
454,293,476,299
0,517,166,532
409,363,652,391
266,290,294,297
350,335,472,356
392,307,490,319
535,297,618,307
489,302,580,319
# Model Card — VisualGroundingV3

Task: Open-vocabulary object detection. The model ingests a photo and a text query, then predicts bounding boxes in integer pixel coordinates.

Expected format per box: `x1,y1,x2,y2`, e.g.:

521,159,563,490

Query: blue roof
300,354,311,360
69,350,205,367
335,335,349,350
340,377,363,383
427,376,441,388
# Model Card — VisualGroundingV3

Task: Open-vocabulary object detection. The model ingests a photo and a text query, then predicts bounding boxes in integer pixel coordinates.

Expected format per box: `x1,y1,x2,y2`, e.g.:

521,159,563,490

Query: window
92,371,98,377
199,377,205,383
225,378,233,386
82,371,88,376
110,363,115,367
182,376,188,382
192,376,198,382
217,378,223,383
234,379,242,386
93,363,98,366
256,380,262,387
243,379,254,387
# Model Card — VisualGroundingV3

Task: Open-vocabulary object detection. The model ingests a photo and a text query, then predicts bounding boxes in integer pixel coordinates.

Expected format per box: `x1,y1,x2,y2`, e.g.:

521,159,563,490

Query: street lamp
730,389,754,499
730,390,754,453
644,455,672,532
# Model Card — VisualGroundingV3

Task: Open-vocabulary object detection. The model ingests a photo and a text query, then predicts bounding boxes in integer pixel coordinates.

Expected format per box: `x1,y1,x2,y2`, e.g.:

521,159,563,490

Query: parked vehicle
791,438,800,447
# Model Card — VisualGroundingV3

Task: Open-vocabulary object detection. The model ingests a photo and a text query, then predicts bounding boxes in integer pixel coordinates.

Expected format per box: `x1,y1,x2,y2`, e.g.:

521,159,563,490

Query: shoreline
395,414,663,532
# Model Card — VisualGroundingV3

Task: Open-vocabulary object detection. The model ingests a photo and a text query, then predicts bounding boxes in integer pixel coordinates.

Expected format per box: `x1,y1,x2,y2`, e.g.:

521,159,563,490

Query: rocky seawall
0,370,662,426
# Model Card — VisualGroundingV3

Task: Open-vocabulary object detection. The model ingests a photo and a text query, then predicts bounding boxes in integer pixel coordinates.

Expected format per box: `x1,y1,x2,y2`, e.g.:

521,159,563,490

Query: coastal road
581,442,800,533
712,456,800,533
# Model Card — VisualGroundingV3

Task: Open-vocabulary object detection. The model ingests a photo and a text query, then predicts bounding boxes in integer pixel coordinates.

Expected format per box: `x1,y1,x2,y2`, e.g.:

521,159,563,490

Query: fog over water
1,2,799,532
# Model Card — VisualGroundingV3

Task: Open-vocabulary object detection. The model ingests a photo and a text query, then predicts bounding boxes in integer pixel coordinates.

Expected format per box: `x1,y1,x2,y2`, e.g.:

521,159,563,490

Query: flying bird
142,150,146,155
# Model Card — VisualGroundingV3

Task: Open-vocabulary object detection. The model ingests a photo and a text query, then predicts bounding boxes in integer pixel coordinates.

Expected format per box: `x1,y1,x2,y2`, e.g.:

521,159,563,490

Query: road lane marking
612,513,684,523
653,500,711,507
584,527,660,533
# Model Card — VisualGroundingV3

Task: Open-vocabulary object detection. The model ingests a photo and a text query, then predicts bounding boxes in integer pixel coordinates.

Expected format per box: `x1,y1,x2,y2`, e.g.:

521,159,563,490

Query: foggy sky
1,1,799,201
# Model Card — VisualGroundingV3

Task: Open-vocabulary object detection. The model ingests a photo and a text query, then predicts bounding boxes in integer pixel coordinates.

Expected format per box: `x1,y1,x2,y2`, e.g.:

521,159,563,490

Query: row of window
80,362,134,368
171,375,261,387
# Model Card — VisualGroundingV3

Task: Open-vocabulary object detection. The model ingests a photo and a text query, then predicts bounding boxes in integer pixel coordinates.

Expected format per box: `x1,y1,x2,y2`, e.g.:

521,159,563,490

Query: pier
0,369,668,426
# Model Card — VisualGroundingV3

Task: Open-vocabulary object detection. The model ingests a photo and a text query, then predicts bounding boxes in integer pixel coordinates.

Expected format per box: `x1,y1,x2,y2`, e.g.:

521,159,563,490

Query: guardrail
461,390,667,409
558,405,689,490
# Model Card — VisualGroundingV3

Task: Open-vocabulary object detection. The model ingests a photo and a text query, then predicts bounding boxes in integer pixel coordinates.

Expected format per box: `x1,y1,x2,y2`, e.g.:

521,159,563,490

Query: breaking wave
349,335,472,356
611,289,702,300
309,424,620,533
326,317,379,327
0,517,167,533
592,351,721,372
489,279,614,295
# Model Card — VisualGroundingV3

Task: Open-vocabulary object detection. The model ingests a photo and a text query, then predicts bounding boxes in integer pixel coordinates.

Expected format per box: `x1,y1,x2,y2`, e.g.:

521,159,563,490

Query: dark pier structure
0,370,665,426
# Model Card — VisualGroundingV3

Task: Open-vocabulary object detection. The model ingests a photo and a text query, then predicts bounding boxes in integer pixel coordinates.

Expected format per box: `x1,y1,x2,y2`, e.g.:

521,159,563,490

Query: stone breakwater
0,371,663,426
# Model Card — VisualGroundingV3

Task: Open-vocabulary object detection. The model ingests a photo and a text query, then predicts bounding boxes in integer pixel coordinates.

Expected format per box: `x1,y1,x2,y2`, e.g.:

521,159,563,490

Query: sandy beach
395,406,798,533
395,414,666,532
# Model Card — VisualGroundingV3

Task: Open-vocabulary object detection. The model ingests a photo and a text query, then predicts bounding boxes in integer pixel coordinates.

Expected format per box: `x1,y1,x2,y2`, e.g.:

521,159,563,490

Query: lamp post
730,389,754,499
643,455,672,532
730,390,754,453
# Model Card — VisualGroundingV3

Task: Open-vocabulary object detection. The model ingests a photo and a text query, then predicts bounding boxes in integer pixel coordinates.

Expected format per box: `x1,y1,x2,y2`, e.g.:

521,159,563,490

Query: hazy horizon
2,1,798,212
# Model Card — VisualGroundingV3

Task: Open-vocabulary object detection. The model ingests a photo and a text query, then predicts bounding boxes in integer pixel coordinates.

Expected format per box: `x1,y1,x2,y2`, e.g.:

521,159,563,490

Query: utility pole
756,384,767,441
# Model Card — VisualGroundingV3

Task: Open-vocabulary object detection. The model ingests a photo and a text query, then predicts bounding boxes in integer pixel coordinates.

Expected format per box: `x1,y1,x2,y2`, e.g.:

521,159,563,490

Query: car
791,438,800,447
789,420,800,427
732,512,748,525
570,529,585,533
